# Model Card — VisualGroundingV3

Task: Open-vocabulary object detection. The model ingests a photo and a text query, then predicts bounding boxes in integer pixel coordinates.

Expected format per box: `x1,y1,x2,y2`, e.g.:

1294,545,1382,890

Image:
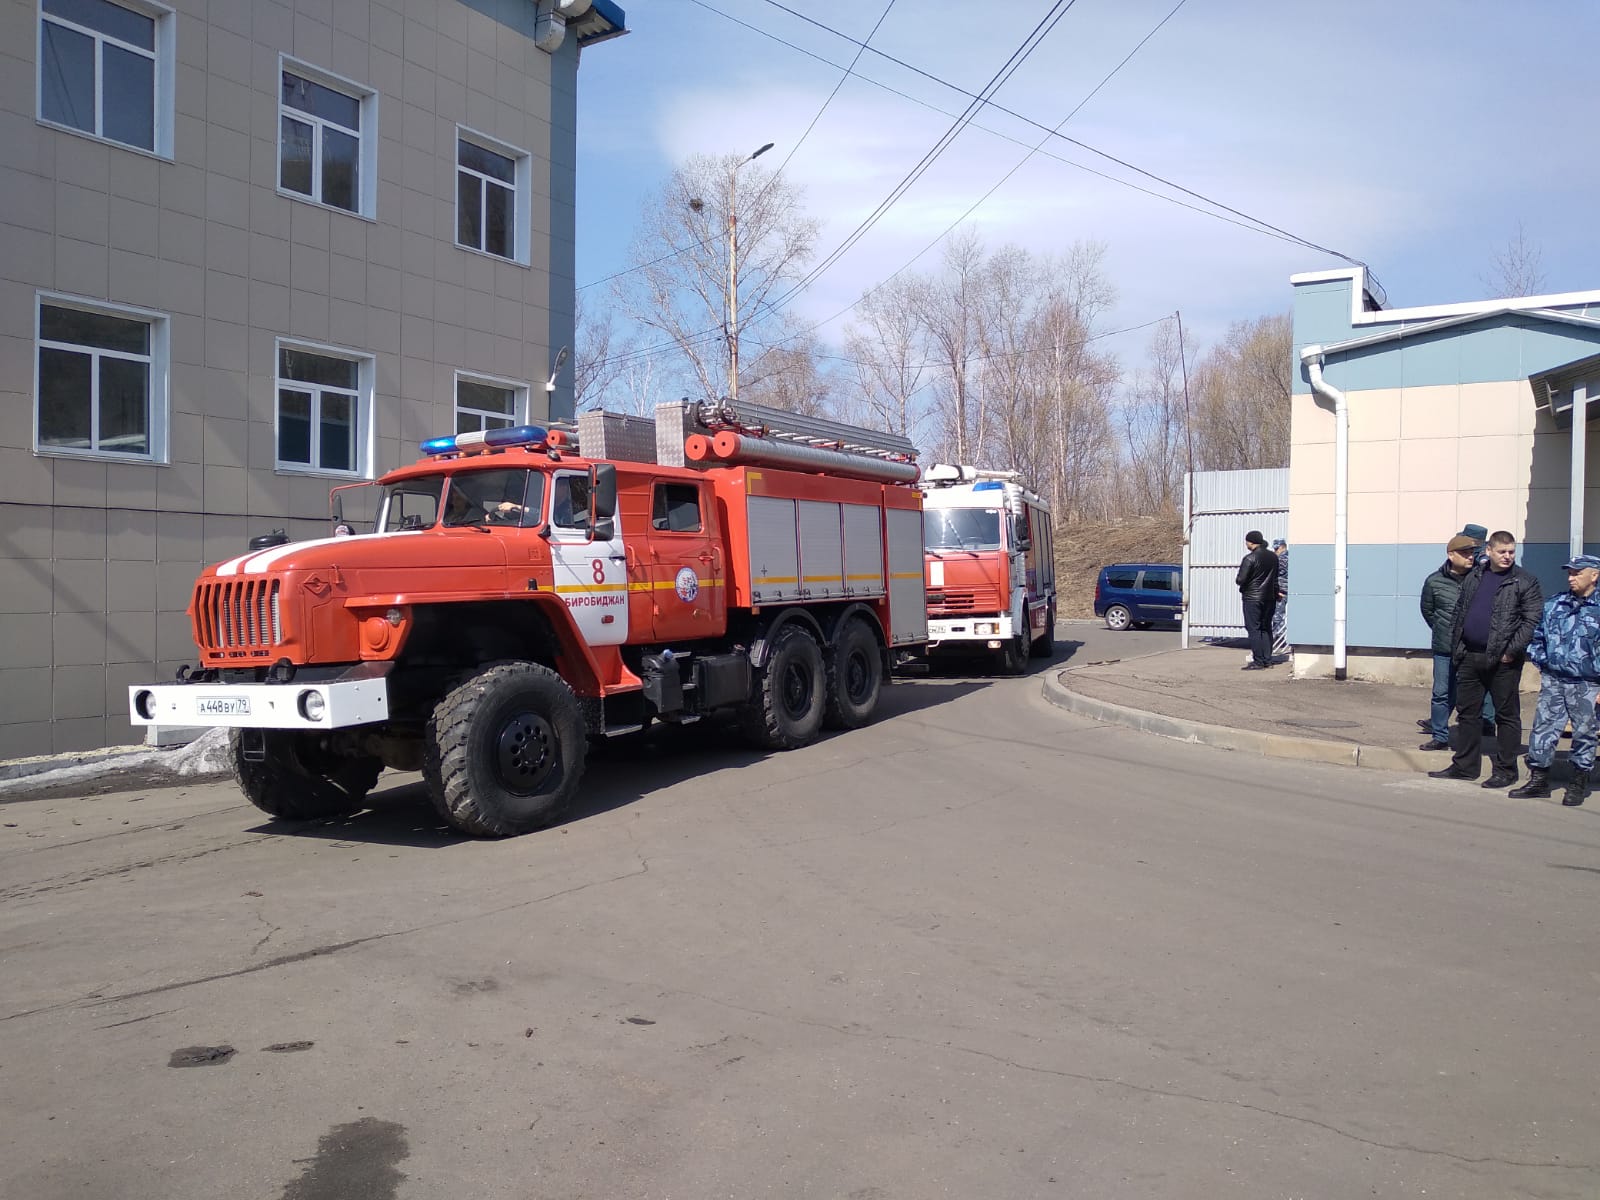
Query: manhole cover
1281,719,1361,730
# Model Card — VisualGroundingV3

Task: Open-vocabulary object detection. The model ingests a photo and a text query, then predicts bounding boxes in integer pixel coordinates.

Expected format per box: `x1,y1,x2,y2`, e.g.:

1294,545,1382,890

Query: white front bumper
129,677,389,730
927,616,1014,643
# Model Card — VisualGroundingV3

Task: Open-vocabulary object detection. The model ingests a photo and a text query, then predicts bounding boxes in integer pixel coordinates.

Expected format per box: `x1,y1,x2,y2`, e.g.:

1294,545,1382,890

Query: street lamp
726,141,773,402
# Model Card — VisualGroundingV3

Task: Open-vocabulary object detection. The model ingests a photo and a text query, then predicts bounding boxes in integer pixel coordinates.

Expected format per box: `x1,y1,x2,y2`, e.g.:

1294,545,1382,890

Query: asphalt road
4,621,1599,1199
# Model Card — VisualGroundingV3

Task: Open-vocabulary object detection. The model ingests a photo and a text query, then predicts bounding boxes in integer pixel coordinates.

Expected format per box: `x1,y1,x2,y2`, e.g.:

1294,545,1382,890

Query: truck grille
195,579,283,655
926,586,1002,614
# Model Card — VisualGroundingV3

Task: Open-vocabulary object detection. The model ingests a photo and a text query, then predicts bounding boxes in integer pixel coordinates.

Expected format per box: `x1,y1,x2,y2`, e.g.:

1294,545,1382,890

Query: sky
573,0,1600,364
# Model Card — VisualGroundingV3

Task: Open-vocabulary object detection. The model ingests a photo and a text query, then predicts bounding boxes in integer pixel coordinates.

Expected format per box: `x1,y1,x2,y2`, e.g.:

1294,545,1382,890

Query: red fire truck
129,403,926,837
919,464,1056,672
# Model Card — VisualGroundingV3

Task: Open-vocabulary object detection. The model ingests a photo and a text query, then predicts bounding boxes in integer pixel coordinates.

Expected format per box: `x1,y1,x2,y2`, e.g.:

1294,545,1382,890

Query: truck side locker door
645,479,725,641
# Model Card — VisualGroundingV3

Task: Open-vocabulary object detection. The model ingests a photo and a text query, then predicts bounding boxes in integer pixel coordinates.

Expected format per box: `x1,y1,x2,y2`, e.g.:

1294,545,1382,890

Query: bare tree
1189,312,1291,470
740,329,835,417
1483,221,1548,298
1120,320,1192,516
841,275,928,438
911,232,987,463
613,153,819,403
573,289,625,412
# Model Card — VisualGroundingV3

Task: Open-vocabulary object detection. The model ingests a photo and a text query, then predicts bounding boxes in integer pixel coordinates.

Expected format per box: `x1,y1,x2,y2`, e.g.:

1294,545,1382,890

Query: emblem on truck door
675,567,700,602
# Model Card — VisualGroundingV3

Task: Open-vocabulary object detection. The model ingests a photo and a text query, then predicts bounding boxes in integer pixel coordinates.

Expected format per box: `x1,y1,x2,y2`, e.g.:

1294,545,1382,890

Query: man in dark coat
1236,530,1278,671
1418,533,1484,750
1429,530,1544,787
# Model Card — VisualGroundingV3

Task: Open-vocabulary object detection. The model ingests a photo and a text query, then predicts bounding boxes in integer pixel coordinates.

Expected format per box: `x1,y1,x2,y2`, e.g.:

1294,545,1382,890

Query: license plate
197,696,251,717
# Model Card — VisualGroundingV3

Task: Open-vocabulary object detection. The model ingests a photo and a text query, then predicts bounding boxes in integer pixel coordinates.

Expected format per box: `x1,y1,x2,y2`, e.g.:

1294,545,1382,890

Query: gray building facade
0,0,625,756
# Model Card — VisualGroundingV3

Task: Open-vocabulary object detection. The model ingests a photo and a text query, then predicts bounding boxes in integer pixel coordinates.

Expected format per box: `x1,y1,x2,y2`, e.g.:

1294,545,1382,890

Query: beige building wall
0,0,577,755
1288,380,1598,548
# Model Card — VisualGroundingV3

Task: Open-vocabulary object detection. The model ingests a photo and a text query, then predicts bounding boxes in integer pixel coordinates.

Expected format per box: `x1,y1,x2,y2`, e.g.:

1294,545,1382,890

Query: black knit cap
1245,530,1265,545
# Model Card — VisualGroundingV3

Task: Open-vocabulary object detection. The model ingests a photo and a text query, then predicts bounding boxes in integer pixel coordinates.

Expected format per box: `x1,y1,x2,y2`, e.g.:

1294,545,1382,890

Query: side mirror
587,463,617,540
591,463,617,520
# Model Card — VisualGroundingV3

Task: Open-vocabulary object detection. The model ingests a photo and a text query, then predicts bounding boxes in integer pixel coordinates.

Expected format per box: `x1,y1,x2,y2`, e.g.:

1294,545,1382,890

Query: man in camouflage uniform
1510,554,1600,806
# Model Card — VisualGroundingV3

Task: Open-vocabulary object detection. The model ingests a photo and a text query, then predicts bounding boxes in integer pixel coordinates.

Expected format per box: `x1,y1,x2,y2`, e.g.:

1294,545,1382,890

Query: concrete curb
1041,670,1438,774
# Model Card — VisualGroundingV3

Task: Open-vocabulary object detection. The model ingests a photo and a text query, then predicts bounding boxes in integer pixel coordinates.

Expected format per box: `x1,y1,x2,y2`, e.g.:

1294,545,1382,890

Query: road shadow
902,642,1083,679
250,676,991,846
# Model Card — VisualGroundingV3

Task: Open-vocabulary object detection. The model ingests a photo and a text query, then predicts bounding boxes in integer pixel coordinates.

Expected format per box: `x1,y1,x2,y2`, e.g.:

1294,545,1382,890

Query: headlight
298,690,326,721
134,690,156,720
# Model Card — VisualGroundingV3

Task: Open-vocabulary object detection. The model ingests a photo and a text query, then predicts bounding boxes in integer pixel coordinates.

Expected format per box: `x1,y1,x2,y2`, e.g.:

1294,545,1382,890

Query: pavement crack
0,836,277,902
0,861,651,1023
659,985,1598,1175
250,910,281,957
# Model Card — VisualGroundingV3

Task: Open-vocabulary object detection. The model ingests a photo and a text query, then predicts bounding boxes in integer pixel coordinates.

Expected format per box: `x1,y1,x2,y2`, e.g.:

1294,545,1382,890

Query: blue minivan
1094,563,1183,631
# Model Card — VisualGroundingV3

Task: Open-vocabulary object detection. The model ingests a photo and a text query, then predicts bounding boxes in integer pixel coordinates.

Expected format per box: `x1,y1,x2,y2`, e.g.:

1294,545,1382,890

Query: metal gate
1181,468,1288,643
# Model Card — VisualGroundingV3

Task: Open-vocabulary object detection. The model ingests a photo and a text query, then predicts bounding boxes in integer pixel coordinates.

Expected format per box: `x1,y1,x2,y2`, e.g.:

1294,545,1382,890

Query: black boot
1563,769,1590,807
1509,766,1552,799
1482,765,1518,789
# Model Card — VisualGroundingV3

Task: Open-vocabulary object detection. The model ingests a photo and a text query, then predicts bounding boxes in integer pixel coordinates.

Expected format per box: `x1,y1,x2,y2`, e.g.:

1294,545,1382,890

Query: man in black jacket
1429,530,1544,787
1236,530,1279,671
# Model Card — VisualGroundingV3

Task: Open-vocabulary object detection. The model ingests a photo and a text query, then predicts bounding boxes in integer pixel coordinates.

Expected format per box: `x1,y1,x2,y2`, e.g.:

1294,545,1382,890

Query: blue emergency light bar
420,424,549,456
973,480,1005,491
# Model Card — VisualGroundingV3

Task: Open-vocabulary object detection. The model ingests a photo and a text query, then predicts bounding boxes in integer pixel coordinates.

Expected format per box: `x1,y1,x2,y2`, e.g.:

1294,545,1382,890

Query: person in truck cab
443,475,525,526
551,475,590,530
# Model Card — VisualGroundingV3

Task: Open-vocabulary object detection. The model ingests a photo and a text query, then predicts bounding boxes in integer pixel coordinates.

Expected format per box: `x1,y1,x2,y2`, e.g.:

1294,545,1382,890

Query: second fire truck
919,464,1056,672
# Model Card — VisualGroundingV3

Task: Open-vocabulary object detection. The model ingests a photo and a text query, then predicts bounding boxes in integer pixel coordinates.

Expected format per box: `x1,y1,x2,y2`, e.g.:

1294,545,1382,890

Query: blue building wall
1286,543,1594,650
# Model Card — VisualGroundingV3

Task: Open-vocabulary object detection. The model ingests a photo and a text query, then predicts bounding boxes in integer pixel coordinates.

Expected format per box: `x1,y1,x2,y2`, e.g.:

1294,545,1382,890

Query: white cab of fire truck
920,464,1056,671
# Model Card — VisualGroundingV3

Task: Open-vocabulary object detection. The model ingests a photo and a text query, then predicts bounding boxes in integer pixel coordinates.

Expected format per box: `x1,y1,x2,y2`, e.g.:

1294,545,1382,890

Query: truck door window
550,473,592,531
442,469,540,527
652,483,702,532
1141,570,1174,591
380,477,443,530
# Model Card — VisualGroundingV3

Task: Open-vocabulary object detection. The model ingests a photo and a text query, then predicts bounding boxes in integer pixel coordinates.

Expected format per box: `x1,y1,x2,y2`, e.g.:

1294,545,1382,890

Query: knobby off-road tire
231,730,382,820
424,662,586,837
823,618,883,730
1030,602,1056,658
741,624,826,750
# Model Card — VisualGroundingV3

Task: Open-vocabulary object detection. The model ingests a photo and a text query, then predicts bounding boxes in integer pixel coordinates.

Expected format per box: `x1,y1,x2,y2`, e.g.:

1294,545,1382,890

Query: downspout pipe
1300,345,1348,680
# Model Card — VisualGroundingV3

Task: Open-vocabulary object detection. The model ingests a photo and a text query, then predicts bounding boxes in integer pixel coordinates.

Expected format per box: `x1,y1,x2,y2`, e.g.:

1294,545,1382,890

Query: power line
747,314,1172,371
757,0,1080,323
749,0,1366,268
578,2,898,295
591,0,1075,374
744,0,1192,351
687,0,1312,253
759,0,899,191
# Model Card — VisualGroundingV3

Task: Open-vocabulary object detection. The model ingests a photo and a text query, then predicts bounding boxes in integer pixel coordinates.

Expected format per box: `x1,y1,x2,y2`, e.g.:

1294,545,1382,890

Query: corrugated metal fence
1182,468,1289,641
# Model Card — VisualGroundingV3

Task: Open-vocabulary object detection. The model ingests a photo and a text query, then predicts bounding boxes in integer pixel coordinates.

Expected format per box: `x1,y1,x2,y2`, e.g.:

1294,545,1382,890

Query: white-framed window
35,293,169,462
278,57,377,218
456,127,531,265
454,373,529,435
275,340,374,476
37,0,176,157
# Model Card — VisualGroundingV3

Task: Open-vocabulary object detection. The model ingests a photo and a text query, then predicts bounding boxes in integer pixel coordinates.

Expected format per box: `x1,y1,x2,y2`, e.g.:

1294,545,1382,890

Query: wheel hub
781,662,814,719
495,711,557,795
845,652,871,702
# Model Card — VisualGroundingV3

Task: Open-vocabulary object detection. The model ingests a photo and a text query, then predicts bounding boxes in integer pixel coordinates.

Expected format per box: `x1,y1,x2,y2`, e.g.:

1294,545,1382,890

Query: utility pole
1175,309,1194,476
726,142,773,402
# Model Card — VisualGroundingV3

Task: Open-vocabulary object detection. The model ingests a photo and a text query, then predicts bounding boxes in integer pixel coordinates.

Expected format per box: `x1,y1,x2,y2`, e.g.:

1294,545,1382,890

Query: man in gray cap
1510,553,1600,805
